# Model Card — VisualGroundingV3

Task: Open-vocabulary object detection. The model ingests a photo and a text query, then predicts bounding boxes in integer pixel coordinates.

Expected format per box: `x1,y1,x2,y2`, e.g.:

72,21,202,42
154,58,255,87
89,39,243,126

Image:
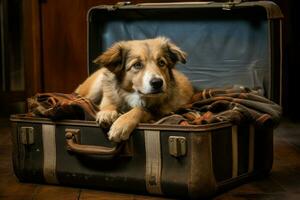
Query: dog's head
93,37,186,96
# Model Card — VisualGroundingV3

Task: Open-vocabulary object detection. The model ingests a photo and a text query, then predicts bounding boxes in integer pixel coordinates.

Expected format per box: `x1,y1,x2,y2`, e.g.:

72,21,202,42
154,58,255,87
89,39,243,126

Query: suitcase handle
65,131,124,156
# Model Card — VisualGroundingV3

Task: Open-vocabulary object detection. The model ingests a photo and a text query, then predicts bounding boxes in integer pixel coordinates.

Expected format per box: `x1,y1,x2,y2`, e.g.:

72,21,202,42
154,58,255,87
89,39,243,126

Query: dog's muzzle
138,76,164,96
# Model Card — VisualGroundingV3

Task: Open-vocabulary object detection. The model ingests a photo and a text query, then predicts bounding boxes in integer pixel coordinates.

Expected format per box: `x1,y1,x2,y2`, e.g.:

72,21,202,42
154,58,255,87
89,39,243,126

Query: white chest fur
125,92,145,108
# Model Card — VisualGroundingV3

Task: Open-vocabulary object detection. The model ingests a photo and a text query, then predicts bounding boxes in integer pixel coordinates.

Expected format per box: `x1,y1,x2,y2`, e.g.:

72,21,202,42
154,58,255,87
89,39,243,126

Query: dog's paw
107,116,137,142
96,110,119,128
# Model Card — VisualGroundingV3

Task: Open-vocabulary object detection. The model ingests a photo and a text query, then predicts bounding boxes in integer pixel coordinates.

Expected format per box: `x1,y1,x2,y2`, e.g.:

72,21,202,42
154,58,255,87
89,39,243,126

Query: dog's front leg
96,95,120,128
108,107,151,142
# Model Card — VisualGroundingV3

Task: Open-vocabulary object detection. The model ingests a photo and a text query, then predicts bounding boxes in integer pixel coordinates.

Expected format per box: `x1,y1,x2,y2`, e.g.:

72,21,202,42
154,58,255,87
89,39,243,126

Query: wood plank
0,145,12,176
271,136,300,193
215,193,300,200
40,0,94,93
0,175,38,200
22,0,43,97
226,177,285,195
33,185,80,200
79,189,172,200
274,119,300,149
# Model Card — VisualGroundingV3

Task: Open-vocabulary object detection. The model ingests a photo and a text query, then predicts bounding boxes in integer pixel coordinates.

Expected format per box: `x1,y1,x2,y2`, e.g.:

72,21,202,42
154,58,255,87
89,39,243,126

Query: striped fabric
27,86,281,127
28,93,99,120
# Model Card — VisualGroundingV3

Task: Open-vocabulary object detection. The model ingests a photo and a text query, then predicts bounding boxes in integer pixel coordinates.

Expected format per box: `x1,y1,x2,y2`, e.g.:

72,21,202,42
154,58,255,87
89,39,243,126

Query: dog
75,37,193,142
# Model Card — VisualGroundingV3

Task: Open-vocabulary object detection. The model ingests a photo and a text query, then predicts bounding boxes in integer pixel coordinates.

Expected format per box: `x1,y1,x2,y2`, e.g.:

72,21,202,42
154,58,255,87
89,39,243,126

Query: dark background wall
0,0,299,119
271,0,300,119
278,0,300,119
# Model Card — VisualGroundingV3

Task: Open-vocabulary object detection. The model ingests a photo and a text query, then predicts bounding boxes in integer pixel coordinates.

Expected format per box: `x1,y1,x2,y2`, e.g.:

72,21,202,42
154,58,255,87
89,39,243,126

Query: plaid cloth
27,86,281,127
27,93,99,120
156,86,282,127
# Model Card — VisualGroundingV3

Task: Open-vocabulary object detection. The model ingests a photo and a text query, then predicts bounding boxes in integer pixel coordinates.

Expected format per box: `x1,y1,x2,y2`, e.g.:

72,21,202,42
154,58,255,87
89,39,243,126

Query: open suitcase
11,1,283,199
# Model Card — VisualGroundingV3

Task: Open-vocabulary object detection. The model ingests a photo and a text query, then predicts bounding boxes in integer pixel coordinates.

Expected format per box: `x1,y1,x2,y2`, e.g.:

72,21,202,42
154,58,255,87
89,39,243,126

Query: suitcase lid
87,1,283,103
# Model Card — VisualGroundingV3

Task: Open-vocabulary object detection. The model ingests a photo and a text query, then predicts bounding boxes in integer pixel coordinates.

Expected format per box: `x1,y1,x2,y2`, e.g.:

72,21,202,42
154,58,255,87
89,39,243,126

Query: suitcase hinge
20,127,34,145
168,136,186,157
106,1,132,11
222,0,243,10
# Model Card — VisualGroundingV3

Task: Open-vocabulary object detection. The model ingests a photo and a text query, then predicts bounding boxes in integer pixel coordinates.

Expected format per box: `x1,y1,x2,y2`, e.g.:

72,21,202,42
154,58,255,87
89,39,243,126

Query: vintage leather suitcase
11,1,283,199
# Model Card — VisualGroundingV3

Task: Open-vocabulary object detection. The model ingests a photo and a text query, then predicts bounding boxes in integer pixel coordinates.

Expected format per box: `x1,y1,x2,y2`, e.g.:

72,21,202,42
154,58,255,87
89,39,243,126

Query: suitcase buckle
222,0,242,10
106,1,131,11
168,136,186,157
20,127,34,145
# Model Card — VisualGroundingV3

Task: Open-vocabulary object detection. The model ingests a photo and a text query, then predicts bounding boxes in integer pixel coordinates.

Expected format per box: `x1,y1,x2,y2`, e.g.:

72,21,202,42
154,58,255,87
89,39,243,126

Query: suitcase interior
11,1,283,199
88,1,282,103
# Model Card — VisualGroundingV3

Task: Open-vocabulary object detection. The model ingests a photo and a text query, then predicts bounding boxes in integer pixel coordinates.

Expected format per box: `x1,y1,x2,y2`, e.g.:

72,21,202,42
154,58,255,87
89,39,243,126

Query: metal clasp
20,127,34,145
168,136,187,157
222,0,242,10
107,1,131,11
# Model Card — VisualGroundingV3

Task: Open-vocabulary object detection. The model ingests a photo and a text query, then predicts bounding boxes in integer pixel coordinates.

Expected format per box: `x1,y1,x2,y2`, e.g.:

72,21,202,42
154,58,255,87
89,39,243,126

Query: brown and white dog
76,37,193,142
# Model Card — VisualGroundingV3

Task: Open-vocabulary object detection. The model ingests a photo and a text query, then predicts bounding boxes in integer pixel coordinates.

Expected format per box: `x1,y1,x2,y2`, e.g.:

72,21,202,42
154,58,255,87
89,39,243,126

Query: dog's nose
150,78,163,90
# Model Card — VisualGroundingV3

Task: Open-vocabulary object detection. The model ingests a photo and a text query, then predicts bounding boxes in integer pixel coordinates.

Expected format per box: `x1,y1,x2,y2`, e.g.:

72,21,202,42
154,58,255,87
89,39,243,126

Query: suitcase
11,1,283,199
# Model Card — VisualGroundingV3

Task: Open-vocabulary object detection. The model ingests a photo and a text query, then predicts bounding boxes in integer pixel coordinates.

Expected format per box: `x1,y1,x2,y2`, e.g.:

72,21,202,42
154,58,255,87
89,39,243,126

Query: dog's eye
132,62,143,70
158,59,166,67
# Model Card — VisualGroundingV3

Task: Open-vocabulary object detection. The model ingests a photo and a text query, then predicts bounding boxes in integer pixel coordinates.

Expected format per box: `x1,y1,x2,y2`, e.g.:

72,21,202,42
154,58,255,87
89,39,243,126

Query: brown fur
76,37,193,142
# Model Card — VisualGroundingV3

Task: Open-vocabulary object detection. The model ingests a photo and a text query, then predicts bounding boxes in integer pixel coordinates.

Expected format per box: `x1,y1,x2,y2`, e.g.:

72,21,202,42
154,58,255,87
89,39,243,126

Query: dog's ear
93,42,126,74
166,41,187,64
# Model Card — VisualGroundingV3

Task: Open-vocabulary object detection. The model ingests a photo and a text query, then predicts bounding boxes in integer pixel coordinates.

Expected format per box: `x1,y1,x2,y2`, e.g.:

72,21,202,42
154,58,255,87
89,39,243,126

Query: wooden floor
1,118,300,200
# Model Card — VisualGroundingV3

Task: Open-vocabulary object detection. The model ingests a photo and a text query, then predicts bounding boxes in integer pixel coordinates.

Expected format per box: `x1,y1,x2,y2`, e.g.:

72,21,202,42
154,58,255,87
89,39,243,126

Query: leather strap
145,130,162,195
42,124,58,184
231,125,238,178
248,125,255,173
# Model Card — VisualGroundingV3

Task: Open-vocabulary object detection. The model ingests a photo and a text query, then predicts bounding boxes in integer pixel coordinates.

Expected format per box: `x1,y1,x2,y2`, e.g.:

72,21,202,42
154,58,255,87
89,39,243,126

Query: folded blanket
27,93,99,120
27,86,281,127
156,86,281,127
